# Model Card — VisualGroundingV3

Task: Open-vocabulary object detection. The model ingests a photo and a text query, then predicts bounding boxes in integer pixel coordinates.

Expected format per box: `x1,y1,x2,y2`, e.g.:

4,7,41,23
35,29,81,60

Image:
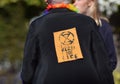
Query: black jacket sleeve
91,30,114,84
99,19,117,71
103,21,117,70
21,22,39,84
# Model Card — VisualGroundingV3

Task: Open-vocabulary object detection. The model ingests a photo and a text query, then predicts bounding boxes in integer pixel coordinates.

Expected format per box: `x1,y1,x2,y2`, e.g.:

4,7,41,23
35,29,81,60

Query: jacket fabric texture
98,19,117,71
21,8,114,84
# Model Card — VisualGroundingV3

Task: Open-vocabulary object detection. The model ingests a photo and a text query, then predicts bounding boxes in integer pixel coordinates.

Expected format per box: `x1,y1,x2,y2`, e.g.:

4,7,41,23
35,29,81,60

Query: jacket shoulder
29,10,50,25
29,14,45,25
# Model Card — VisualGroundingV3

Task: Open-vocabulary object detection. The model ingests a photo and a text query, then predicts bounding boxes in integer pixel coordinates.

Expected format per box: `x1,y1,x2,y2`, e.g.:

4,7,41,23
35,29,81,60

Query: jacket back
21,8,114,84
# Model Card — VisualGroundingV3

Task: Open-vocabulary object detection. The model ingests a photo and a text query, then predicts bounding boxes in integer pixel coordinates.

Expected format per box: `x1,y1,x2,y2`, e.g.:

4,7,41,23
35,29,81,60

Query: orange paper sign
53,27,83,63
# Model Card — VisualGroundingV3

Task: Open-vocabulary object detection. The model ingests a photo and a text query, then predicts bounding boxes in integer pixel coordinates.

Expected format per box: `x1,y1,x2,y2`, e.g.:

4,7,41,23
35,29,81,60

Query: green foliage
114,71,120,84
0,0,46,7
0,0,19,7
0,0,47,71
0,2,27,64
25,0,41,6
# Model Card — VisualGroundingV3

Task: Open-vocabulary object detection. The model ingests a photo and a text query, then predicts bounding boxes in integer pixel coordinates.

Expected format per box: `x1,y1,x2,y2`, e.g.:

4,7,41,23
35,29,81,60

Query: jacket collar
48,8,75,13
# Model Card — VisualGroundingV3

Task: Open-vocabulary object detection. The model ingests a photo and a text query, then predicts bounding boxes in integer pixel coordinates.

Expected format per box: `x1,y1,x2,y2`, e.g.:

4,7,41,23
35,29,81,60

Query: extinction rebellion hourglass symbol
59,31,74,45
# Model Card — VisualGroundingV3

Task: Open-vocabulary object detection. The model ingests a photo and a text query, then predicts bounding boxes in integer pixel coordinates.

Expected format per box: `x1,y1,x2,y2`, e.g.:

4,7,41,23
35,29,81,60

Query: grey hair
47,0,72,4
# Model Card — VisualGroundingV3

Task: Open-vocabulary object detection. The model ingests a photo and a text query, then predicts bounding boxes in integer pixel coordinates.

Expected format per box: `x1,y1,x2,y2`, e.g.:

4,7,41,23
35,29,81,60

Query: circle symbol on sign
59,31,74,45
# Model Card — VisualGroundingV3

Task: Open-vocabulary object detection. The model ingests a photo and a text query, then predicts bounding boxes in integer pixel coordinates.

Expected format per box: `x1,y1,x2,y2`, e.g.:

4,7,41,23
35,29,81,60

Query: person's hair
86,0,101,26
47,0,72,4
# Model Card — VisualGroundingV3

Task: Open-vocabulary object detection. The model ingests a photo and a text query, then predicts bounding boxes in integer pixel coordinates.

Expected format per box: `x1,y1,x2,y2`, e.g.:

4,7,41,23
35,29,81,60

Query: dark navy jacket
21,8,114,84
98,19,117,71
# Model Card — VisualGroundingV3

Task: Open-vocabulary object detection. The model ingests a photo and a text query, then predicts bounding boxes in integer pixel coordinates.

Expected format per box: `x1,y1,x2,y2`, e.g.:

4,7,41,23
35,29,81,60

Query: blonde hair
87,0,101,26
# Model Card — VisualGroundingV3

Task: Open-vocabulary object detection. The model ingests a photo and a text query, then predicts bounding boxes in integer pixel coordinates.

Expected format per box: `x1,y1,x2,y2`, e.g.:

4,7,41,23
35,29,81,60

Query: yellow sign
53,27,83,63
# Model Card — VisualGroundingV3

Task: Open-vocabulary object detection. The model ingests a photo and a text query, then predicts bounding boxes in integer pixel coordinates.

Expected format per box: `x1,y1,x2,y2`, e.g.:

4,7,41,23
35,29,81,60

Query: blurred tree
0,0,20,7
99,0,120,16
0,0,46,7
0,2,26,71
0,0,46,72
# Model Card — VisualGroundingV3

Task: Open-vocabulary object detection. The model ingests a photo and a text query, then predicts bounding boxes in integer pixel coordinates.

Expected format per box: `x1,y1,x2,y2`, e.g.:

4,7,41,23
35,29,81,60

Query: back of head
47,0,72,4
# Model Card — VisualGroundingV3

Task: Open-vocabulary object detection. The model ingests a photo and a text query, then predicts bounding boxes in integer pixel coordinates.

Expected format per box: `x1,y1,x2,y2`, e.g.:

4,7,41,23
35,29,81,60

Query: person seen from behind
21,0,114,84
73,0,117,71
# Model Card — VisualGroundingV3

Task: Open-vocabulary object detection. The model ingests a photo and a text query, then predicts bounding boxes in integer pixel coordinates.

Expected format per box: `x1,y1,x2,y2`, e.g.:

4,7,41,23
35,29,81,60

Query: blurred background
0,0,120,84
